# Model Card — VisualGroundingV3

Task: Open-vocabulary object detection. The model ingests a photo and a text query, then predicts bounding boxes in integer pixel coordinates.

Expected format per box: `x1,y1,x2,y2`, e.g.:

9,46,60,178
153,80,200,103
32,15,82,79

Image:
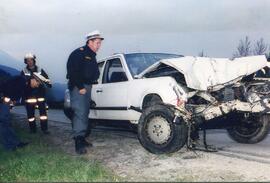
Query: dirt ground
13,114,270,182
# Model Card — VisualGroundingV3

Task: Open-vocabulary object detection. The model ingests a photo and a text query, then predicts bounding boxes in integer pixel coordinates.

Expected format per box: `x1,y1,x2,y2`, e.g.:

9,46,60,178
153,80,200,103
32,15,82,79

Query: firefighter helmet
24,53,36,64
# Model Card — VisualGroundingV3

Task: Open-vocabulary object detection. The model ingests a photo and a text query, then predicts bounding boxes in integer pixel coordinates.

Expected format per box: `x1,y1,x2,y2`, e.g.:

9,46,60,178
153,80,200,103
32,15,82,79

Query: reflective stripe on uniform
40,116,48,120
37,98,45,102
28,117,35,122
26,98,37,103
4,97,11,103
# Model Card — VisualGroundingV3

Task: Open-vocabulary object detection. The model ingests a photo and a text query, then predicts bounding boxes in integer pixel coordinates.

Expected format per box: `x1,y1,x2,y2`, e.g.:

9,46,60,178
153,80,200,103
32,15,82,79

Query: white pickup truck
64,53,270,154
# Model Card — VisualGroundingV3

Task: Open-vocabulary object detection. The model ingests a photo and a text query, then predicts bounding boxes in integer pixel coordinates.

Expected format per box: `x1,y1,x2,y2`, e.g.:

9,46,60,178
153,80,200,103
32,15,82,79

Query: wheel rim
146,115,172,145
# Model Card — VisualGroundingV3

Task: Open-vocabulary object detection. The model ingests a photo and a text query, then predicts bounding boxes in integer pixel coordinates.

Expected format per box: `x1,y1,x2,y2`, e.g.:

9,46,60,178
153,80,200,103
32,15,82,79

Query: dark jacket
0,75,26,102
21,65,50,98
66,45,100,90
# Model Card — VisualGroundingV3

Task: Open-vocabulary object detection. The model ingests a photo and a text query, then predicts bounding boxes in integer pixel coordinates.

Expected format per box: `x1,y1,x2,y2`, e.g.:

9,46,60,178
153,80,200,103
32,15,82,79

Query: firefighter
21,53,52,134
0,76,29,151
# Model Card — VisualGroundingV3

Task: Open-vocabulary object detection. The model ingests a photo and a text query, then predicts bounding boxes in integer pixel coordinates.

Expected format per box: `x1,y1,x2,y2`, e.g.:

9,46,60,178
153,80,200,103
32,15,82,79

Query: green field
0,127,118,182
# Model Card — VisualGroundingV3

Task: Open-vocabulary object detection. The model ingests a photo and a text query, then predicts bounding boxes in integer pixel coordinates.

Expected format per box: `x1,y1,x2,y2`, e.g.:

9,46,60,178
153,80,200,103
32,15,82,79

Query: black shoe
29,121,37,133
75,136,87,155
83,138,93,147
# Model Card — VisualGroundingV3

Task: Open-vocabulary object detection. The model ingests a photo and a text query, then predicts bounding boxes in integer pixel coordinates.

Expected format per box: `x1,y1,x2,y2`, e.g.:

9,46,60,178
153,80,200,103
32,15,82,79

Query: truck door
93,57,129,120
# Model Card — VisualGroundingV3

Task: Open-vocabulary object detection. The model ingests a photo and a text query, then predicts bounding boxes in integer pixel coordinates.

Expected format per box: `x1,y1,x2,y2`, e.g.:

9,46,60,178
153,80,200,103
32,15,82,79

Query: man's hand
79,88,86,95
30,79,40,88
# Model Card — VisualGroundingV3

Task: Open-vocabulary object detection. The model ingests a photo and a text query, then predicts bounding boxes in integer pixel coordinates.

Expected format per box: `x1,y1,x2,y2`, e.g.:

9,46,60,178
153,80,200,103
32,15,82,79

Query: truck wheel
227,114,270,144
138,104,188,154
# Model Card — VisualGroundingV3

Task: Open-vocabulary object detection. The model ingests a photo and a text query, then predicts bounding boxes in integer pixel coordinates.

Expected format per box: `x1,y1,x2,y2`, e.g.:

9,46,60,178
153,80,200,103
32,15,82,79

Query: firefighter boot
74,136,87,155
29,120,37,133
40,120,50,135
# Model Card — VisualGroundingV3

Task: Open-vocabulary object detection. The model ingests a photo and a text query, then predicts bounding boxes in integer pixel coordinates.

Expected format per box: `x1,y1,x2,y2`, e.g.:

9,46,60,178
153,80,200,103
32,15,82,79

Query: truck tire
138,104,188,154
227,114,270,144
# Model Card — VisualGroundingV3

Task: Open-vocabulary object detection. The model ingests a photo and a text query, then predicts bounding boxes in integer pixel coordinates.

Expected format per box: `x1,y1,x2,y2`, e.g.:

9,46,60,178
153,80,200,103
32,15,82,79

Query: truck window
102,58,128,84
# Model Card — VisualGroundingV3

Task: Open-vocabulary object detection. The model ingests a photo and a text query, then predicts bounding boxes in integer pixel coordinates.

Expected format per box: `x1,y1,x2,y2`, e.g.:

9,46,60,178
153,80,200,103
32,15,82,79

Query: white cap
85,30,104,41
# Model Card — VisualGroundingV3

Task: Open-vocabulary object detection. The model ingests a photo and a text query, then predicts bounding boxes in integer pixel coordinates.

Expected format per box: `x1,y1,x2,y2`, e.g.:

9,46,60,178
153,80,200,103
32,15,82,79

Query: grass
0,126,118,182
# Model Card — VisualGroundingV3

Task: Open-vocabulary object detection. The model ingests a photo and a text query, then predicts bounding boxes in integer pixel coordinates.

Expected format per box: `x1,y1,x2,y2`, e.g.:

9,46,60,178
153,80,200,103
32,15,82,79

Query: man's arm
67,51,85,90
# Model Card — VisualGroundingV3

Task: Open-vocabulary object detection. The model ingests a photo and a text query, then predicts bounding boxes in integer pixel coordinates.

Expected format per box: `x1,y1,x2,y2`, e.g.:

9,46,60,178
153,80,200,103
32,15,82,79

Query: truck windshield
124,53,182,77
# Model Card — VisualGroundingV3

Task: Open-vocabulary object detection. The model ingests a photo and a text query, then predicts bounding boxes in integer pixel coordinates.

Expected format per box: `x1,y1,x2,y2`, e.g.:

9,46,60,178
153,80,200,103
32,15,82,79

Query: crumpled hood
138,55,268,91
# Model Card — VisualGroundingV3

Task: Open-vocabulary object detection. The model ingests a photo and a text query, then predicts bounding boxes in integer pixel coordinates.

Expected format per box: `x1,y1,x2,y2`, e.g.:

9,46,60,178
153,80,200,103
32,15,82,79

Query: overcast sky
1,0,270,82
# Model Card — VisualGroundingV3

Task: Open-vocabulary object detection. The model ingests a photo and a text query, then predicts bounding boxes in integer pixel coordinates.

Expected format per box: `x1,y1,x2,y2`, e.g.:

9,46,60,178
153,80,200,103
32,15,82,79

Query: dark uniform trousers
25,97,48,132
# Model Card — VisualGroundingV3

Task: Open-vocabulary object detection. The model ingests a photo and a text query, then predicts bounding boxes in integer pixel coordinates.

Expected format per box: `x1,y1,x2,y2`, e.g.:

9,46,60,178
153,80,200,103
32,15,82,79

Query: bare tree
233,36,252,58
198,50,207,57
266,49,270,60
253,38,268,55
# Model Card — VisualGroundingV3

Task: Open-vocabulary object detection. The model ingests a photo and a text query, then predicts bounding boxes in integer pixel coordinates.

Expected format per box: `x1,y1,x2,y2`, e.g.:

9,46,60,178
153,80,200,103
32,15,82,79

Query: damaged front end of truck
139,55,270,154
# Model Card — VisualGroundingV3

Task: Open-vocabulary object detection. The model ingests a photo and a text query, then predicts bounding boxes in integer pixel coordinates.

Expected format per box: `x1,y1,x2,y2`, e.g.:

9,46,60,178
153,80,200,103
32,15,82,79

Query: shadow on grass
0,126,118,182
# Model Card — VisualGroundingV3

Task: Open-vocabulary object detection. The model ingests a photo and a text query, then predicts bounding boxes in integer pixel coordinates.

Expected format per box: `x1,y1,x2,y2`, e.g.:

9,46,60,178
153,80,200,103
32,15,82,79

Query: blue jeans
0,103,21,150
70,85,92,137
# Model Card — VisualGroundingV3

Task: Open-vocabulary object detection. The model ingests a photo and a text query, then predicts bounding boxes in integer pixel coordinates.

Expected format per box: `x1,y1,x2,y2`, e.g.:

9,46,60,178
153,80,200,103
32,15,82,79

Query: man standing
66,30,103,154
21,53,52,134
0,76,28,151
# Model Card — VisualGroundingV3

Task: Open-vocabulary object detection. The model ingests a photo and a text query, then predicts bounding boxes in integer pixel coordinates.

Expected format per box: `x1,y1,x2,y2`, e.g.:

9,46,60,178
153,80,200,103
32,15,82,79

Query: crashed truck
64,53,270,154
